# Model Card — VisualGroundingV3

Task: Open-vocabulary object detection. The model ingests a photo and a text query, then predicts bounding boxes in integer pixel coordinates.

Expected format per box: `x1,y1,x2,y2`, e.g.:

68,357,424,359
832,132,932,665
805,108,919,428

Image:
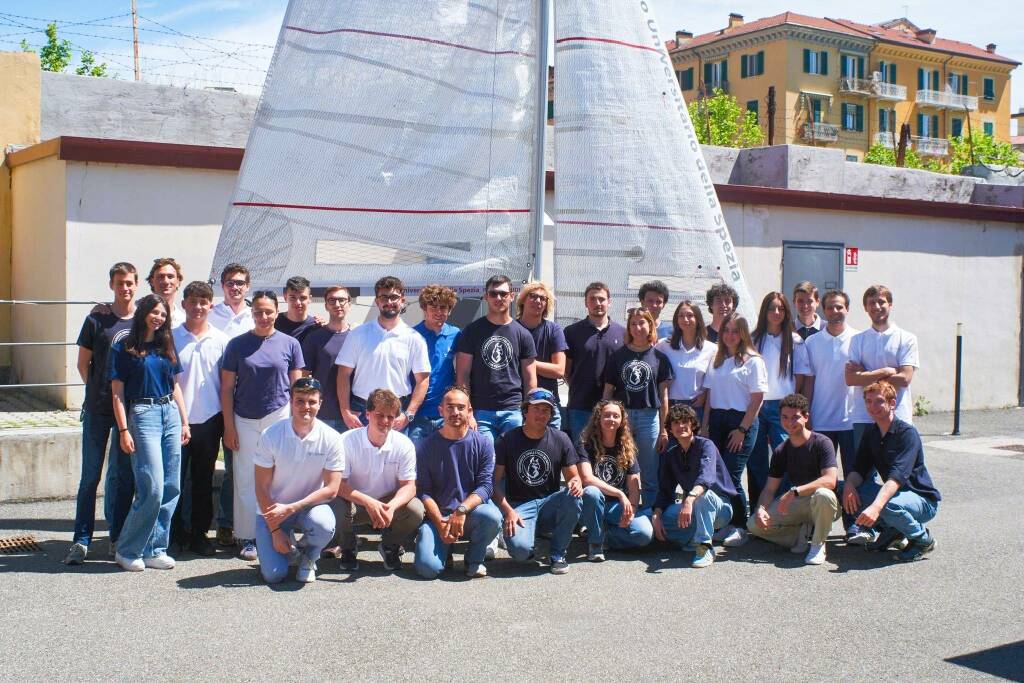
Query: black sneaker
896,530,935,562
379,544,403,571
867,527,906,553
168,540,184,557
216,527,234,547
339,549,359,571
549,554,569,575
190,536,216,557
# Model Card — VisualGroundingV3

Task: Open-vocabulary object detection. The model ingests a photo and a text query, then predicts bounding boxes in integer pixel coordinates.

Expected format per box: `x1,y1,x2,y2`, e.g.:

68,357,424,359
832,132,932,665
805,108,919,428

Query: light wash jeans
413,502,502,578
72,409,133,546
855,479,938,541
627,408,661,508
748,399,787,510
254,504,336,584
117,401,181,561
659,489,732,548
580,486,653,549
568,409,592,444
504,490,583,561
407,415,444,447
475,408,523,444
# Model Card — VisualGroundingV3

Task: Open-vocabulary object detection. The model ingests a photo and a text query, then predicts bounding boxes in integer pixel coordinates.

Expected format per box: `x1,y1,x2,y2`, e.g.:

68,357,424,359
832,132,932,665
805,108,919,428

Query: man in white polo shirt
170,281,229,557
253,377,344,584
336,275,430,431
329,388,425,572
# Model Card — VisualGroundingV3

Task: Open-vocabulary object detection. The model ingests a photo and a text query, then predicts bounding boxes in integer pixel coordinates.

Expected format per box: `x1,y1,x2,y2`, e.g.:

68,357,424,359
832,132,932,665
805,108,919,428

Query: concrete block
0,427,80,502
842,162,979,203
962,164,1024,186
733,144,846,191
699,144,742,184
971,184,1024,208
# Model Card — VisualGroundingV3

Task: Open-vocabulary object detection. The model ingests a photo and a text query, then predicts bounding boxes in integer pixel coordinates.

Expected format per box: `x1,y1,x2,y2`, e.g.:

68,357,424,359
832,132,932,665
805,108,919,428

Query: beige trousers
747,488,839,547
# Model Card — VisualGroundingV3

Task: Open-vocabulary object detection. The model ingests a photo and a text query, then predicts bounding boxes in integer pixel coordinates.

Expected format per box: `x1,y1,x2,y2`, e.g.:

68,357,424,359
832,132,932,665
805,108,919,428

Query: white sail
553,1,755,324
210,0,540,294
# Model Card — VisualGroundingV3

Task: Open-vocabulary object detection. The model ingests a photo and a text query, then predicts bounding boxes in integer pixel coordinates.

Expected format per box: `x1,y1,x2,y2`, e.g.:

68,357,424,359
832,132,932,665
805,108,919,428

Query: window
842,103,864,131
983,77,995,101
803,49,829,75
877,61,897,83
678,67,694,91
547,100,554,120
810,97,823,123
947,72,968,95
846,155,859,162
917,113,940,137
841,54,864,79
879,108,897,133
740,51,765,78
918,68,940,91
983,121,994,136
951,117,963,138
746,99,759,123
703,59,728,90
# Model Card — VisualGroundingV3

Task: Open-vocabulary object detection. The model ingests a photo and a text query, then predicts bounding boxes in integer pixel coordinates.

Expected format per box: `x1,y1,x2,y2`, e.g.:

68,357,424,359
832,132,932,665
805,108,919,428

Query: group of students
63,259,940,581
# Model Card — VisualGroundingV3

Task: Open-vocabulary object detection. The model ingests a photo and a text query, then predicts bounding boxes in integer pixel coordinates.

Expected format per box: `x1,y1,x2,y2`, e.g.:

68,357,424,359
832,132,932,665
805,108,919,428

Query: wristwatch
790,486,800,498
405,410,416,421
455,505,469,516
737,425,749,434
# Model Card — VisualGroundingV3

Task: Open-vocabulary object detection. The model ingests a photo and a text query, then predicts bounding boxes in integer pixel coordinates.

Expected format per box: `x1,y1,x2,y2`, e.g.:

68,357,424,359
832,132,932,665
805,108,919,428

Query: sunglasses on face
292,377,322,391
487,290,512,299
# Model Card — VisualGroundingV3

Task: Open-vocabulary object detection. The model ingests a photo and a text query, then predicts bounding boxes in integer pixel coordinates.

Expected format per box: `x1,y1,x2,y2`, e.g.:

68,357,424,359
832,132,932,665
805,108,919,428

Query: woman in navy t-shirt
221,290,304,560
602,307,673,507
109,294,189,571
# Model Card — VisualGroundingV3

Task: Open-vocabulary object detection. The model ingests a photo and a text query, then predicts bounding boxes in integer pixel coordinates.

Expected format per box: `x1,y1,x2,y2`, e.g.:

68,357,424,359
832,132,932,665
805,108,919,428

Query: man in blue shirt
413,386,501,579
409,284,461,445
842,380,940,562
651,404,737,569
638,280,672,340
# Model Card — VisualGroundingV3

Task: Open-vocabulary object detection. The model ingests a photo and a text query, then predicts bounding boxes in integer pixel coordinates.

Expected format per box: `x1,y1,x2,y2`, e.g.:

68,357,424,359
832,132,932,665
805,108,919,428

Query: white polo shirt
254,418,344,504
849,324,920,424
172,324,229,424
338,426,416,500
804,326,859,431
170,306,186,330
209,301,255,338
703,354,769,411
758,332,811,400
335,319,430,400
655,339,717,401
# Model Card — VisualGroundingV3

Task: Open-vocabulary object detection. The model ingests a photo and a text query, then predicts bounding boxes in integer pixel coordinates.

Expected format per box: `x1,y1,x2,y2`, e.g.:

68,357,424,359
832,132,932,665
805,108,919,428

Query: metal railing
873,131,898,148
916,89,978,111
913,136,950,156
838,77,873,96
874,80,907,101
0,299,100,390
801,121,840,142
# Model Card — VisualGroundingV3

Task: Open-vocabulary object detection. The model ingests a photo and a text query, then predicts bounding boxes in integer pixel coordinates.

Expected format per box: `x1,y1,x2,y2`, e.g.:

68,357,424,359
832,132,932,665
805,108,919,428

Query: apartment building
670,13,1019,161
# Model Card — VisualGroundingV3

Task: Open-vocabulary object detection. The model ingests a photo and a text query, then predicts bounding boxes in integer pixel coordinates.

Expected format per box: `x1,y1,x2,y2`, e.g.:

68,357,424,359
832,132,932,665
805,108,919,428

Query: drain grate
0,534,41,554
996,444,1024,454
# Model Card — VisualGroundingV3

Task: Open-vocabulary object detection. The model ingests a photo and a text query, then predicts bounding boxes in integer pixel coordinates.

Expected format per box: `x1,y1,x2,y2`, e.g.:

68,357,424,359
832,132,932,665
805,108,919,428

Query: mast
529,0,551,283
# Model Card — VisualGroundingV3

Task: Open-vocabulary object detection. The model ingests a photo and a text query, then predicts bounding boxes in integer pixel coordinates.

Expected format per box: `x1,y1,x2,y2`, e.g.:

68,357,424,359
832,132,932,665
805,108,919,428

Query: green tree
864,142,925,170
21,22,108,77
947,132,1020,174
688,89,764,148
76,50,109,78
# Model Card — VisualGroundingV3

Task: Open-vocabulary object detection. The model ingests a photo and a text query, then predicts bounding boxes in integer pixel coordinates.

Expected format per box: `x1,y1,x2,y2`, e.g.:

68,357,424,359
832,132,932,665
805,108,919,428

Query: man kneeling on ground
254,377,343,584
413,385,501,579
747,393,839,566
842,380,940,562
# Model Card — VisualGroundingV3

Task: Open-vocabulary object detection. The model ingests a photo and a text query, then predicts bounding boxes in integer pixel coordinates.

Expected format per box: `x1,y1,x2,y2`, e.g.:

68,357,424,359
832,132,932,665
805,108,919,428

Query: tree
687,89,764,148
947,132,1020,175
21,22,108,77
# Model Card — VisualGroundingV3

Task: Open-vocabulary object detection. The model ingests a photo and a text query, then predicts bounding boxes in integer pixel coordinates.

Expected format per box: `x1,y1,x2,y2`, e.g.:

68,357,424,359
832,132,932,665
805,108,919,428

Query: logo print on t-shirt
481,335,514,370
621,359,652,393
516,449,552,487
596,457,624,488
112,328,130,345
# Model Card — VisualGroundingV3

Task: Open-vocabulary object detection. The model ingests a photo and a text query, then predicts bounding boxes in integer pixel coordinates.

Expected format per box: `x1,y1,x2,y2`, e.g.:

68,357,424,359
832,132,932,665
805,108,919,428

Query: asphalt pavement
1,408,1022,681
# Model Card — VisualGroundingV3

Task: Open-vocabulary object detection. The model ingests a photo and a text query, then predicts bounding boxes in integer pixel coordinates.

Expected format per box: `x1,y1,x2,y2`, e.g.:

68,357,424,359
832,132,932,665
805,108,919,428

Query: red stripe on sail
558,219,713,233
285,26,533,57
234,202,529,215
555,36,662,53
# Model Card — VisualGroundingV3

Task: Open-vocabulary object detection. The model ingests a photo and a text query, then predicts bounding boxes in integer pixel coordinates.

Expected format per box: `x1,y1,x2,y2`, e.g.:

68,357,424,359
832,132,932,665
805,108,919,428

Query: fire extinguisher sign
845,247,859,271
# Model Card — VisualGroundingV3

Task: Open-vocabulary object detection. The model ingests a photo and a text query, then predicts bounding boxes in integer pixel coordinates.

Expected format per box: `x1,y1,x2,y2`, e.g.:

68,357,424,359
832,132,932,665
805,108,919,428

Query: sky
4,1,1021,129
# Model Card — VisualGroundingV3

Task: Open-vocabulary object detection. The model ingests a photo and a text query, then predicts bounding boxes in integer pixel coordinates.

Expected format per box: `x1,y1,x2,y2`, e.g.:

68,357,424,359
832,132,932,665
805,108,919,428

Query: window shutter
879,108,886,131
812,98,821,122
721,59,728,84
931,70,940,91
889,63,896,83
951,118,962,137
820,51,828,75
918,67,925,90
841,57,849,78
984,78,995,99
803,48,810,73
757,50,765,75
856,104,864,131
704,62,712,88
917,113,924,136
857,57,864,79
741,55,748,78
931,114,939,136
747,100,759,123
961,74,968,95
983,121,994,136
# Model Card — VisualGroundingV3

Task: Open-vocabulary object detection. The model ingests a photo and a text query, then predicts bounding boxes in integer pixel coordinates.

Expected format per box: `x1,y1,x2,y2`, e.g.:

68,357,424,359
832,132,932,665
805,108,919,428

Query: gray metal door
781,241,843,303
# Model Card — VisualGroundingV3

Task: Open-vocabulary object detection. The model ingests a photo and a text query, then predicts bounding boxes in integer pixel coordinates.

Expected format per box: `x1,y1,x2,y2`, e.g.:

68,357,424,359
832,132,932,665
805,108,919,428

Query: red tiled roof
671,11,1020,66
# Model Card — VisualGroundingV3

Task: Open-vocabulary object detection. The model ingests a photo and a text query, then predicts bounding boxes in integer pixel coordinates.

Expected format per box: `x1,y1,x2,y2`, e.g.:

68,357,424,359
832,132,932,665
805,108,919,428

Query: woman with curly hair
578,400,654,561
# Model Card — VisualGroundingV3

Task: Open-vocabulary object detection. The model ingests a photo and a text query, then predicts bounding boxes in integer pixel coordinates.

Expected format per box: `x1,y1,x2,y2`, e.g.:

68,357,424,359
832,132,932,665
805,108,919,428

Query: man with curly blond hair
410,284,461,444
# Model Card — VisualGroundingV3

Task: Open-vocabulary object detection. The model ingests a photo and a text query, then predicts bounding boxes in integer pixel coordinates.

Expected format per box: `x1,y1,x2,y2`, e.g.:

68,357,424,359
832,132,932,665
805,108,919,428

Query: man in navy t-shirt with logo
493,388,583,574
65,262,139,566
456,274,537,443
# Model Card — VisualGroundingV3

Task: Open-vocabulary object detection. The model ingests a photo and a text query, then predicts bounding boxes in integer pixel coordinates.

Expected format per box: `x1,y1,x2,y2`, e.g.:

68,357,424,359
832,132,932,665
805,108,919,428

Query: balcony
839,76,907,101
916,89,978,111
839,77,873,96
873,80,907,101
802,122,839,143
873,131,899,148
914,136,950,156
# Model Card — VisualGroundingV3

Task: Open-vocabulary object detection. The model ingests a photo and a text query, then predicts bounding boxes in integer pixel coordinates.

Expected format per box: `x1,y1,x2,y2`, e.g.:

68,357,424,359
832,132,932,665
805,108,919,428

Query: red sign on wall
845,247,859,267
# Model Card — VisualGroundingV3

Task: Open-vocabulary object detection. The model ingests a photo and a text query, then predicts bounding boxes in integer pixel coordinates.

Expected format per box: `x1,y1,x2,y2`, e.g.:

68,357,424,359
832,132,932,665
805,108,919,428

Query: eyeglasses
224,279,248,287
487,290,512,299
376,294,402,303
292,377,322,391
526,293,548,303
326,297,351,305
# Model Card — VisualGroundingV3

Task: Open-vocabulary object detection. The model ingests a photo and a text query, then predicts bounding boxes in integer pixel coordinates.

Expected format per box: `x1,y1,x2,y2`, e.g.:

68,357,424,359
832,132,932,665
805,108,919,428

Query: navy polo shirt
854,419,941,503
653,436,737,512
563,317,625,411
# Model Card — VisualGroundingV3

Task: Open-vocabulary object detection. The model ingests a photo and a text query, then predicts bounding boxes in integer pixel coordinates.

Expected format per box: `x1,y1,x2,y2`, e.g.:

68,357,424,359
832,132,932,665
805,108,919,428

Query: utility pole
896,123,910,167
767,86,776,146
131,0,140,81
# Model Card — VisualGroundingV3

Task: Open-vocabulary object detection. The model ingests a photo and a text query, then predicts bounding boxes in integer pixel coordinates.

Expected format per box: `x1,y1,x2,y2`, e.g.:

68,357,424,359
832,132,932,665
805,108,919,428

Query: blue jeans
748,399,787,512
413,502,502,578
568,409,592,443
854,480,938,541
821,429,860,531
407,415,443,446
659,489,732,548
580,486,653,549
708,408,759,527
475,408,523,444
254,504,335,584
504,489,583,561
627,408,661,507
218,446,233,529
117,402,182,561
73,410,133,546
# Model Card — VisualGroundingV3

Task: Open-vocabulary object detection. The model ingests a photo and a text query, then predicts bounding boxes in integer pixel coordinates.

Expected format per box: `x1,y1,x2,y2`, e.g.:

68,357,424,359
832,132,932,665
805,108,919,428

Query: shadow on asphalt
0,539,121,574
175,566,306,591
0,518,79,533
945,640,1024,681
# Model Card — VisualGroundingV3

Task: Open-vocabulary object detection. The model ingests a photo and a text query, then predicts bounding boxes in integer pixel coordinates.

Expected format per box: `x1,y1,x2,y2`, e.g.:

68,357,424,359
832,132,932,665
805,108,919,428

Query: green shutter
841,57,849,78
931,70,939,91
547,100,554,120
857,57,864,79
820,51,828,75
918,67,925,90
983,121,994,136
720,60,728,84
951,118,962,137
757,50,765,75
889,63,897,83
917,113,924,135
682,68,693,91
747,99,759,123
856,104,864,132
984,77,995,100
704,62,712,87
961,74,968,95
741,55,748,78
931,114,939,136
811,98,822,122
803,48,811,73
879,108,886,131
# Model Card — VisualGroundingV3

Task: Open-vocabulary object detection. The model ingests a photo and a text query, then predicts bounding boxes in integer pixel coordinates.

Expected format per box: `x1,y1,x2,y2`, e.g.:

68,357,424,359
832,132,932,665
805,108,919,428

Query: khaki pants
330,494,425,550
747,488,839,547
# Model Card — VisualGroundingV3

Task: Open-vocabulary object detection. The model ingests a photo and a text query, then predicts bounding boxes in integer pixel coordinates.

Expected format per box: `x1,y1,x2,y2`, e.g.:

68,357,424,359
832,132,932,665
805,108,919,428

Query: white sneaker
239,540,258,561
804,542,826,565
115,552,145,572
465,563,488,578
790,522,812,554
485,537,498,560
143,554,176,570
721,526,749,547
296,558,317,583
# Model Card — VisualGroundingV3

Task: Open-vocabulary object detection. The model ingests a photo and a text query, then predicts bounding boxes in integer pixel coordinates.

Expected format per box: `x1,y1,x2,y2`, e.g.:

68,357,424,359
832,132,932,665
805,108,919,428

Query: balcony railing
839,76,907,101
802,122,839,143
916,89,978,111
873,131,899,148
839,77,873,96
874,80,907,101
914,136,950,156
